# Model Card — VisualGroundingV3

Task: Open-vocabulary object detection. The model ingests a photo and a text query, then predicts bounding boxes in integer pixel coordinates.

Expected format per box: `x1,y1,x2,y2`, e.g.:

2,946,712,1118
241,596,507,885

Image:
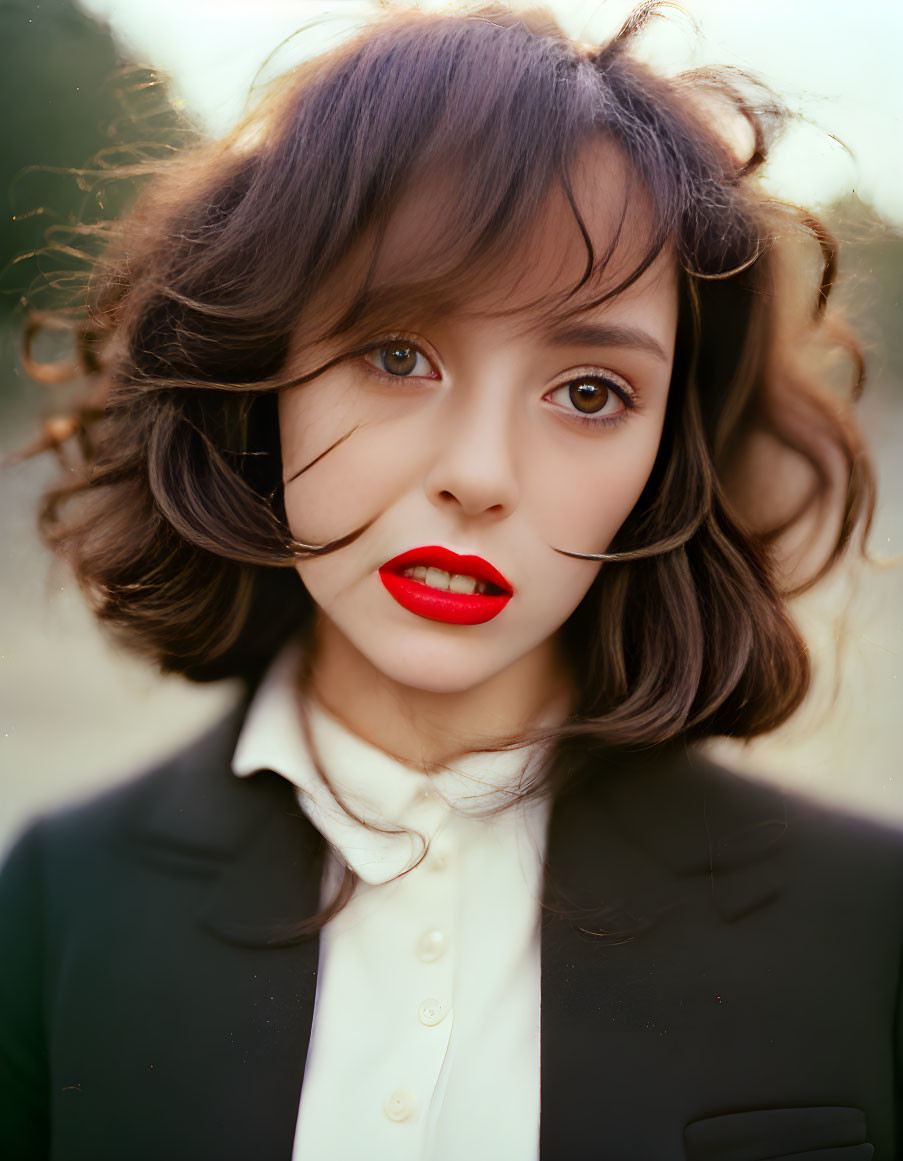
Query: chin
367,638,516,696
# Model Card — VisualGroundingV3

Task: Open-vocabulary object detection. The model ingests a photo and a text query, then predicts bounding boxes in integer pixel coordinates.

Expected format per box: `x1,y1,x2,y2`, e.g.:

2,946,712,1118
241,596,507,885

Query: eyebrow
542,322,670,364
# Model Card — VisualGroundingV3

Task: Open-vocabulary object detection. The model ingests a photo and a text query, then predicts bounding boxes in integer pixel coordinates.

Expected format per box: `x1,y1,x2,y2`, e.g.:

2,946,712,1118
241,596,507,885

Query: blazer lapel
201,773,328,948
540,747,790,1159
100,705,326,1159
126,703,326,944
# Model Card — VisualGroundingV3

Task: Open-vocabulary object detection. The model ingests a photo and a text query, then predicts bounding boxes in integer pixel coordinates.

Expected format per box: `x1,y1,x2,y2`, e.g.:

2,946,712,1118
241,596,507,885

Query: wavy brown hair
26,2,873,759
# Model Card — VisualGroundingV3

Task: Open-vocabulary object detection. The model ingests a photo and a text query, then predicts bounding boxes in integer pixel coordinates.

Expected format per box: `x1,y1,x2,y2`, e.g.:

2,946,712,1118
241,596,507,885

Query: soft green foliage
0,0,193,324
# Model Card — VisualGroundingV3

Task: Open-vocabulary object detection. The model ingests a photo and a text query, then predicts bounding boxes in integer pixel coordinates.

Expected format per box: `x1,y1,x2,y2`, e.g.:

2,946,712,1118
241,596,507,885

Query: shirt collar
232,644,549,885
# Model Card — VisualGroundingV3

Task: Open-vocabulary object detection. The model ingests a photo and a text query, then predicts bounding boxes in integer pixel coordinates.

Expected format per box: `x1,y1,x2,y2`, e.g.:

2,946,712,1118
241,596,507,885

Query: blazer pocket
684,1106,873,1161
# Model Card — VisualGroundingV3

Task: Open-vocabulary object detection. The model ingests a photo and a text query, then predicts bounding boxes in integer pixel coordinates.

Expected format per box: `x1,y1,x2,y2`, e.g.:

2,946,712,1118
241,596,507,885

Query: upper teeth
402,566,489,595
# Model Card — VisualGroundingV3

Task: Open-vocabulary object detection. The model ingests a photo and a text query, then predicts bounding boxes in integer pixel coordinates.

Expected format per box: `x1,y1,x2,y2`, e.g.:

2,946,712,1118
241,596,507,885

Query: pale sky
78,0,903,226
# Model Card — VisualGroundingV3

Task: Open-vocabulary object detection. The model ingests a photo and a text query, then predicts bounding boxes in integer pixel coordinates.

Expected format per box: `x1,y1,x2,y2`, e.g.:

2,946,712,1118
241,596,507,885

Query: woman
1,4,899,1158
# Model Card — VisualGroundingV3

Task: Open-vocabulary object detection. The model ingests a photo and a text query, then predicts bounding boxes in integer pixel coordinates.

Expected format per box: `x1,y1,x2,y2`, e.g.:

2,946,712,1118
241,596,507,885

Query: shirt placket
380,824,457,1153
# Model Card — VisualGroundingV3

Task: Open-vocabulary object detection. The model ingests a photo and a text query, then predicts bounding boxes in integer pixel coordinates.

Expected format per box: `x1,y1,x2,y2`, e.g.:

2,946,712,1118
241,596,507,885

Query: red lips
378,545,513,625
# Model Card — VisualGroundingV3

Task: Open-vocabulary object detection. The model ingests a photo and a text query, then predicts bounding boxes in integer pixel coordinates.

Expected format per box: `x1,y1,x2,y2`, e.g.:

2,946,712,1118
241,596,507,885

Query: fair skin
279,147,679,766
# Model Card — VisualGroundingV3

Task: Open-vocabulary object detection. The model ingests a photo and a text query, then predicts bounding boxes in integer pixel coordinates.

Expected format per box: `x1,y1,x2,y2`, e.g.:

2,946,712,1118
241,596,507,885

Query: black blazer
2,706,901,1160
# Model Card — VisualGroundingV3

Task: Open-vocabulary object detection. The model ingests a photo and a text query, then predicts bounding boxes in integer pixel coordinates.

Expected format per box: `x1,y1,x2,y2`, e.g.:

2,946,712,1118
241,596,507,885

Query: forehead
293,136,677,355
371,138,671,317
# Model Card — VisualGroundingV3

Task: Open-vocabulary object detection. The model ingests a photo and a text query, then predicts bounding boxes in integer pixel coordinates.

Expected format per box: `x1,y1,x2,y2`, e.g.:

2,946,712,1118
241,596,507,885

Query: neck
304,617,572,767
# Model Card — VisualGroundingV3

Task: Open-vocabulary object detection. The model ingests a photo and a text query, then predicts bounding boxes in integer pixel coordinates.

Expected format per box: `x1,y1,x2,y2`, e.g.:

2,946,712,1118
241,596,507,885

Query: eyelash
357,338,638,429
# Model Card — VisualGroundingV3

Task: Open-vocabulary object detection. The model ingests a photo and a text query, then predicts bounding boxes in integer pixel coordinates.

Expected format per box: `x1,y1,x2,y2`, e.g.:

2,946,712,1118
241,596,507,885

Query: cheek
282,441,396,543
279,379,427,542
523,425,663,555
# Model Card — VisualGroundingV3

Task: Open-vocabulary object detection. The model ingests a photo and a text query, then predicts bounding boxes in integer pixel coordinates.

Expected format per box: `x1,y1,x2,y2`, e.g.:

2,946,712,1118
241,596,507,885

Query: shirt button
418,997,450,1026
384,1088,417,1122
429,850,450,872
416,928,449,963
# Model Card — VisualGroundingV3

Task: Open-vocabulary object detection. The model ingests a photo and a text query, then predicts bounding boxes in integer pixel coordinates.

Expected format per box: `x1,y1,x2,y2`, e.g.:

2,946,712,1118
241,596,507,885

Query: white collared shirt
232,646,550,1161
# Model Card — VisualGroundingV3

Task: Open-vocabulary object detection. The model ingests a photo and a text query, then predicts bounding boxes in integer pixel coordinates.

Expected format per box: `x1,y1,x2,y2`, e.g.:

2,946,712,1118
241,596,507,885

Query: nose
423,384,520,520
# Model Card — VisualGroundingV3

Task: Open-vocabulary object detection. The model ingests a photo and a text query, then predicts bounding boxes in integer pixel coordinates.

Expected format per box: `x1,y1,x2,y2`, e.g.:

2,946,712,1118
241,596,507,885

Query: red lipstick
378,545,513,625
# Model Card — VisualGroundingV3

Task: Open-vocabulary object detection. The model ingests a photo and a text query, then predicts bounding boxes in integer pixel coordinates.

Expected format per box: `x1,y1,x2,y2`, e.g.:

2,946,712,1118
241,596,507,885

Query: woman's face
279,151,678,697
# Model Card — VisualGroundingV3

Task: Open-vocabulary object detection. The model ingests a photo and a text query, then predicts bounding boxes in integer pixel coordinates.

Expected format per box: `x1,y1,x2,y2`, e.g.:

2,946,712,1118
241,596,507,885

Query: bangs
229,4,764,375
295,148,667,359
110,4,770,397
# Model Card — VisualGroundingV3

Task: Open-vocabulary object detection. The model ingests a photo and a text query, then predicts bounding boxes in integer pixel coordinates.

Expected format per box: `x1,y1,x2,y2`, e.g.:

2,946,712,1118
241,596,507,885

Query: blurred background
1,0,900,857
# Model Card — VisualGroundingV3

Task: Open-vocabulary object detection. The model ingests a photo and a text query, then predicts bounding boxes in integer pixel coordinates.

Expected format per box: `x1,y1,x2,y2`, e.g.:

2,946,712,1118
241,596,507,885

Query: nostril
431,478,515,517
438,489,505,514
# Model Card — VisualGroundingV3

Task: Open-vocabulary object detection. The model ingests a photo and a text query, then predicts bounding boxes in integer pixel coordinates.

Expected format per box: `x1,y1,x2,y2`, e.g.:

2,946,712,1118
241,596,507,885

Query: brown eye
382,344,418,375
363,341,436,379
568,379,610,413
544,371,633,426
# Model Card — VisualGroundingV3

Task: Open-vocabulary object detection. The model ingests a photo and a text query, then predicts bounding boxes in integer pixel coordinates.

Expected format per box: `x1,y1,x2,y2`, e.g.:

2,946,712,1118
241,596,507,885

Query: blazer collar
544,743,788,931
122,700,326,947
122,707,788,948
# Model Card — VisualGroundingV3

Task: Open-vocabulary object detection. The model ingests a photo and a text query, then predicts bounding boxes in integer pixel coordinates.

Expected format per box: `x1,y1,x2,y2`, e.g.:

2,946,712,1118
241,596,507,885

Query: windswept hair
27,1,873,756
